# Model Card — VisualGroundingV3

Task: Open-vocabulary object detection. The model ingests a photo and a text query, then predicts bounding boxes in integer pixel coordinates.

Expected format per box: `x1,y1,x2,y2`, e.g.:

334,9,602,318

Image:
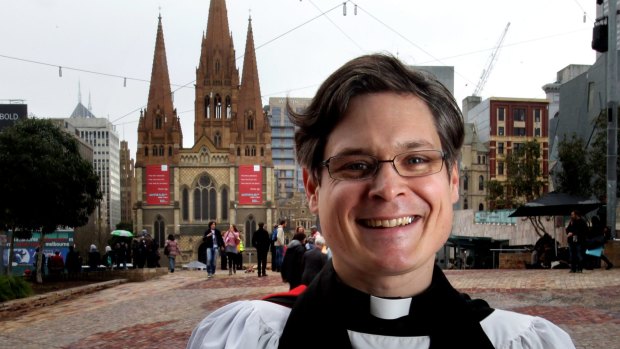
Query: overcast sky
1,0,597,152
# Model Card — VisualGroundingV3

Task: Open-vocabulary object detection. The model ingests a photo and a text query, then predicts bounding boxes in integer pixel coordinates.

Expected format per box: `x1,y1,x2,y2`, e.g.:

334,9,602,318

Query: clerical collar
369,295,412,320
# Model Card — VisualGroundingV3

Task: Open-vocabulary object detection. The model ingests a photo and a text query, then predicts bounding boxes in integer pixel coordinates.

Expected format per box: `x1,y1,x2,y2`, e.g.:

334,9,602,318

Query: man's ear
450,163,459,204
303,168,320,214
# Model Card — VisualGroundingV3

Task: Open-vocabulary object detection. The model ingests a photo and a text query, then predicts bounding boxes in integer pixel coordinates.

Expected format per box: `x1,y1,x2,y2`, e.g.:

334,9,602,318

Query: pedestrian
164,234,181,273
301,235,328,286
203,221,224,278
186,53,575,348
274,220,287,272
270,224,278,271
65,244,82,276
236,234,245,271
280,232,306,290
566,210,587,273
585,215,613,270
223,224,240,275
88,244,100,271
47,250,65,277
252,222,271,277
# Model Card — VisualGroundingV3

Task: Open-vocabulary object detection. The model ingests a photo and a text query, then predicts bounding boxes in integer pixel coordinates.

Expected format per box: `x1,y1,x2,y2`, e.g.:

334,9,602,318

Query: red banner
239,165,262,205
146,164,170,205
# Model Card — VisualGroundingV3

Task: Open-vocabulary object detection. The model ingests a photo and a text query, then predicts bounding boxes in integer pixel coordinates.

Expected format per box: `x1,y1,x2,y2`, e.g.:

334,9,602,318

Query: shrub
0,275,33,302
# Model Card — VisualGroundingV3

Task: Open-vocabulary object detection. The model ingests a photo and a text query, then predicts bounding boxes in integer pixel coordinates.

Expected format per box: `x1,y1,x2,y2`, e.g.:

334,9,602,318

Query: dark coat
281,240,306,290
301,248,328,285
252,227,271,253
203,228,224,249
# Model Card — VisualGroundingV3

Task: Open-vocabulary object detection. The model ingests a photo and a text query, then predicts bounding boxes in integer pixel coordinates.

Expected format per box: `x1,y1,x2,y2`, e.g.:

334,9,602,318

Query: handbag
585,247,603,257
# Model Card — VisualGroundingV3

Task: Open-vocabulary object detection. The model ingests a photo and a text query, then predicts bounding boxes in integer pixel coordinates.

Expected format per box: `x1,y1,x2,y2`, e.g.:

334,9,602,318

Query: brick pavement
0,268,618,349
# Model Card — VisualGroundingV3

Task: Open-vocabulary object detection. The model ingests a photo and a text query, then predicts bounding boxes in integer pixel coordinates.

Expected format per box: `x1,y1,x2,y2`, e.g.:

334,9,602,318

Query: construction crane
473,22,511,97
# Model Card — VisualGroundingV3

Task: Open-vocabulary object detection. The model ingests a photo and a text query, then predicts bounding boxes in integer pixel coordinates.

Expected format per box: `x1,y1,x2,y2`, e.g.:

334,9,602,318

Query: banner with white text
239,165,262,205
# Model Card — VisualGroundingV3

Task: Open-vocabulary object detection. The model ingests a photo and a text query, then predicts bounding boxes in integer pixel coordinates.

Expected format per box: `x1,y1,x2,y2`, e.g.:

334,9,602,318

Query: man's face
304,92,459,280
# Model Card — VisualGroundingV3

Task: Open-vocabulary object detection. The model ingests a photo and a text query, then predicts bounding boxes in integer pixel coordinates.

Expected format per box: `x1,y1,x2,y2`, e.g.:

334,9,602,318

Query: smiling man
186,54,575,349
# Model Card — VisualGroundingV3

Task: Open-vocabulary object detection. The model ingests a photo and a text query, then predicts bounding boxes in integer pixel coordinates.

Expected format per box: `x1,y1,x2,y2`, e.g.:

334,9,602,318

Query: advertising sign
2,230,74,276
0,104,27,131
146,164,170,205
239,165,262,205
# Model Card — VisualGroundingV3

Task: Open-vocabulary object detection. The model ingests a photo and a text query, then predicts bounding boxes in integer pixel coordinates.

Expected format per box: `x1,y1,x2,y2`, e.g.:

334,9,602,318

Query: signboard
146,164,170,205
2,230,74,276
0,104,27,131
239,165,262,205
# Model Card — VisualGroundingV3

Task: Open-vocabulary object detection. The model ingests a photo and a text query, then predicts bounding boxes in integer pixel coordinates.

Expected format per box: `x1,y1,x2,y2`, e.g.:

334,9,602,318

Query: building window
464,198,468,210
247,116,254,130
237,147,241,156
155,116,162,129
226,96,232,119
168,146,173,157
498,142,504,154
244,146,250,156
215,59,220,74
498,127,504,136
215,95,222,119
261,147,264,157
478,175,484,191
144,147,149,156
478,203,484,211
214,132,221,148
159,145,164,156
193,175,217,221
534,109,541,122
498,161,504,175
514,108,526,122
497,107,505,121
204,96,211,119
251,146,256,156
463,175,468,191
535,128,541,137
513,127,526,136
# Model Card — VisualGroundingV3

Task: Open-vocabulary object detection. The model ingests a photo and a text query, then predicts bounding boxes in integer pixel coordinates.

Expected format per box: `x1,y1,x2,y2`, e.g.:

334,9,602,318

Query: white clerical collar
370,295,412,320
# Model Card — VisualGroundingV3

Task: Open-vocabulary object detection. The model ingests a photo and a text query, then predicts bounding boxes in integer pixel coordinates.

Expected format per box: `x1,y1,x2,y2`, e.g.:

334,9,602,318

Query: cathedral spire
136,13,182,167
146,14,174,118
238,16,262,120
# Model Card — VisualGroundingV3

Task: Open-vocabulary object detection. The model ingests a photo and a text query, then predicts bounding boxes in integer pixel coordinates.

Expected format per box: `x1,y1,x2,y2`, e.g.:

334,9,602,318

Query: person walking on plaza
566,210,587,273
274,220,286,272
252,222,271,277
187,53,575,348
203,221,224,278
223,224,240,275
164,234,181,273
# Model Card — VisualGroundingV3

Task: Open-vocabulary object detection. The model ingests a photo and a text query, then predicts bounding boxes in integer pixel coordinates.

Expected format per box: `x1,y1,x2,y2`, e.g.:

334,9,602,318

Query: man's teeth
365,216,414,228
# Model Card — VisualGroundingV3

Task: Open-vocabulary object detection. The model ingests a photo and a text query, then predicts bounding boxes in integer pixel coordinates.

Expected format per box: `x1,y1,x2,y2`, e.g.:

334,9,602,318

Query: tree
504,140,545,207
486,180,507,210
0,119,101,281
554,133,592,197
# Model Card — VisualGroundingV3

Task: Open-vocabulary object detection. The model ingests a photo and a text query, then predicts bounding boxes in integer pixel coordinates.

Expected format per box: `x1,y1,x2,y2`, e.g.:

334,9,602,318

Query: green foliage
486,180,507,210
0,275,33,301
0,119,102,234
587,110,620,198
503,140,545,207
554,133,592,197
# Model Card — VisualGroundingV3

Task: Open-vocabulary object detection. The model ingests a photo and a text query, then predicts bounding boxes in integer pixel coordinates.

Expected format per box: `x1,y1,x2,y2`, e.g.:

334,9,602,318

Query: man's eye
344,162,372,171
404,156,427,165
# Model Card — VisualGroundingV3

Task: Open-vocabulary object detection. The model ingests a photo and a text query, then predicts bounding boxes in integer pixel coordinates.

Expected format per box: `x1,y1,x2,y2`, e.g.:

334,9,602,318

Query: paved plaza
0,267,619,349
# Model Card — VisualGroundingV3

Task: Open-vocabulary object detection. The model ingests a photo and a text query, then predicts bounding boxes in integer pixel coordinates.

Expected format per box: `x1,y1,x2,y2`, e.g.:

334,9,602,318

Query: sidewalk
0,268,618,349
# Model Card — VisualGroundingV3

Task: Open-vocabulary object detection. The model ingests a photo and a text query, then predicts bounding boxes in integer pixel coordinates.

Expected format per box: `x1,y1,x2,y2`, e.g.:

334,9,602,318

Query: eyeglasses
321,149,445,181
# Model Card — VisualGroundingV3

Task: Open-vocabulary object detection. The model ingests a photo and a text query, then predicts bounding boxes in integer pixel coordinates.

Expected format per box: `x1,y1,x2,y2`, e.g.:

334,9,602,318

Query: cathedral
133,0,274,262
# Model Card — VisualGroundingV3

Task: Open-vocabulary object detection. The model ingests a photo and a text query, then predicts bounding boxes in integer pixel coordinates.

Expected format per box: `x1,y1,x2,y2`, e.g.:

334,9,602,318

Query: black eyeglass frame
320,149,446,181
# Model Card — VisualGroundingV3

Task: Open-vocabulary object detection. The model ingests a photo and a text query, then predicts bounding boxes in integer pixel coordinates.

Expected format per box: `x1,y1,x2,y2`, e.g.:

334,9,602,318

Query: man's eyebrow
396,140,438,150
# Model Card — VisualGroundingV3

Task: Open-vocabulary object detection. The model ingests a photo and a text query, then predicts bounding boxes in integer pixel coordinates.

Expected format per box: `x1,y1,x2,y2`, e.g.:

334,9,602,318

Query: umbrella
111,229,134,238
509,191,600,218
